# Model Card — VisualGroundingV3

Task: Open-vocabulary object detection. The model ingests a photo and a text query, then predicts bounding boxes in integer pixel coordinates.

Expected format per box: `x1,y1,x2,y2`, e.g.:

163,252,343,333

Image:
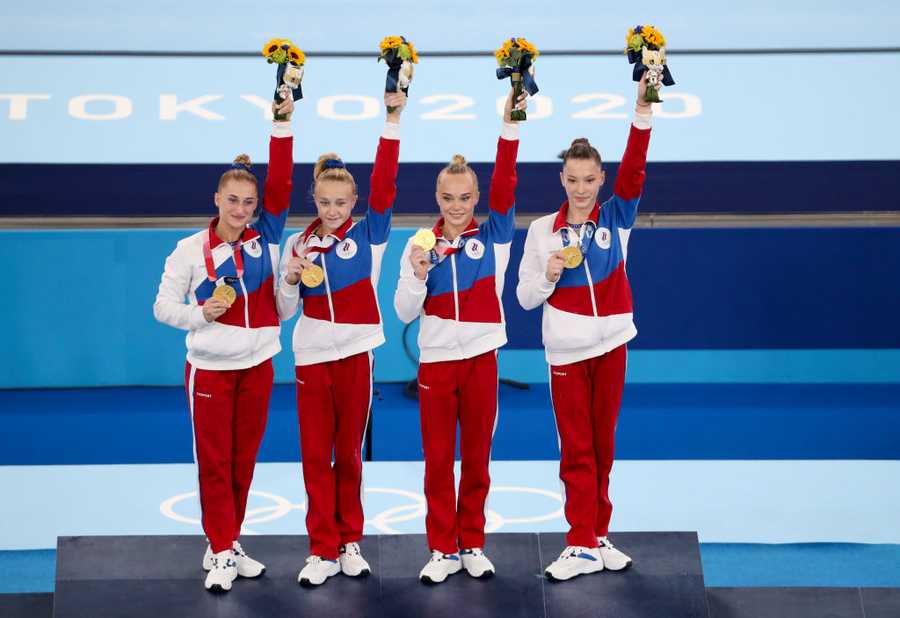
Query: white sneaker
544,546,604,581
203,542,266,578
339,542,371,577
419,550,462,584
204,549,237,592
297,555,340,587
460,548,495,578
232,541,266,577
597,536,632,571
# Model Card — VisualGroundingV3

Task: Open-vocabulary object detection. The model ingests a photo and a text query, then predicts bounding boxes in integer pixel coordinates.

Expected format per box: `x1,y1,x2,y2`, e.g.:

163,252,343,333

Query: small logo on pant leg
196,392,212,398
551,371,567,377
418,383,430,390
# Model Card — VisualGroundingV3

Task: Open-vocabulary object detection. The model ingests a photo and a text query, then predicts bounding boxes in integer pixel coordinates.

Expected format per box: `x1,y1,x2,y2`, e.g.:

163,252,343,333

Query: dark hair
558,138,602,166
218,154,258,191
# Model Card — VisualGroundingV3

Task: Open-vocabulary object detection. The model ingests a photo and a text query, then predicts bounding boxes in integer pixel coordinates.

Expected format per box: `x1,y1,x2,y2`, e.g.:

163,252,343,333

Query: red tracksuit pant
296,351,373,560
418,350,498,554
185,359,273,553
549,344,626,548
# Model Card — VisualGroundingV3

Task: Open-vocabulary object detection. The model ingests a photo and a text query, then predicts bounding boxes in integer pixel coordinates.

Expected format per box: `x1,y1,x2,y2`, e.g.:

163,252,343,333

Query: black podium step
53,532,708,618
0,593,53,618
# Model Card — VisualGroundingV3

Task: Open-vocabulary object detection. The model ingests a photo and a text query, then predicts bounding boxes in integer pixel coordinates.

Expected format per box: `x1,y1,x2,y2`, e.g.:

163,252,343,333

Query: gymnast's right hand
409,246,430,281
545,251,566,283
202,298,229,322
284,256,315,285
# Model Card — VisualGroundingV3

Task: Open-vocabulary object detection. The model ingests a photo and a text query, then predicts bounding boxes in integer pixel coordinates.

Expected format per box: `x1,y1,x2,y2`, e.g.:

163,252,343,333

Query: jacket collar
302,216,354,244
552,201,600,233
431,216,479,243
207,217,260,248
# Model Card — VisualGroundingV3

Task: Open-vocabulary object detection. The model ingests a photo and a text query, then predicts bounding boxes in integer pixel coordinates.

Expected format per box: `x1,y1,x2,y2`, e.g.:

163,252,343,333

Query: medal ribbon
560,222,595,257
203,230,244,283
292,219,352,259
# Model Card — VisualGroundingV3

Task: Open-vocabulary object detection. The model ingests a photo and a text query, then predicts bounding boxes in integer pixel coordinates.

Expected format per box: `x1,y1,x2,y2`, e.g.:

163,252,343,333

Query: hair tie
323,159,345,170
231,162,252,172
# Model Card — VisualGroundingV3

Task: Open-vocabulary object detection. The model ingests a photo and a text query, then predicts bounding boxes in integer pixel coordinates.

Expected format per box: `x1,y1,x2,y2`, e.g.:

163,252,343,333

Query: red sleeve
369,137,399,214
613,125,651,201
489,137,519,215
263,135,294,216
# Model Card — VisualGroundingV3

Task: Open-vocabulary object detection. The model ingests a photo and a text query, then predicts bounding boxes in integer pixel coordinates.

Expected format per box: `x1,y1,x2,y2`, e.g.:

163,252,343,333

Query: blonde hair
436,154,479,191
313,152,357,194
218,154,258,191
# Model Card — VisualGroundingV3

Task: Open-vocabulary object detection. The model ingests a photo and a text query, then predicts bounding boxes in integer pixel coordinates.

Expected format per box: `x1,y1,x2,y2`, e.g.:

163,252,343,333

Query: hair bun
314,152,343,180
571,138,591,148
450,154,467,167
233,153,252,168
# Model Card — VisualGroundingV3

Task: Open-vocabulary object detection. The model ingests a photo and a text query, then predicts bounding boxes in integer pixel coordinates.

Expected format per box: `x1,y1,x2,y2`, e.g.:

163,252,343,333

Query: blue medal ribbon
560,222,595,257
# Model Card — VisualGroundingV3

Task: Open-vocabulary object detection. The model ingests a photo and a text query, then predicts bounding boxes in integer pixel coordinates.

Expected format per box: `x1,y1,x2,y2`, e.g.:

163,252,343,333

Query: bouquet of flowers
495,37,539,121
379,36,419,112
625,25,675,103
262,38,305,120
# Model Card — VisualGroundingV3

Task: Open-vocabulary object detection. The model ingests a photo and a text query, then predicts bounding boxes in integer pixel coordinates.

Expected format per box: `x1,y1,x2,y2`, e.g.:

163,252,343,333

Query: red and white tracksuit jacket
153,121,294,553
394,122,519,553
517,112,651,547
276,121,399,559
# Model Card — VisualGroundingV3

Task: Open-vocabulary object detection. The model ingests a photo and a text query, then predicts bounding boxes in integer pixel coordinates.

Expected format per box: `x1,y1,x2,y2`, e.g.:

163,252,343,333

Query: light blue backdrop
3,0,899,51
2,53,898,163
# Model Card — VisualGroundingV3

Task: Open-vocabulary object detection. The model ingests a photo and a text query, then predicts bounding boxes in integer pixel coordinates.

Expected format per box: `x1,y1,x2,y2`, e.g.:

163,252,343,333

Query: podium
50,532,708,618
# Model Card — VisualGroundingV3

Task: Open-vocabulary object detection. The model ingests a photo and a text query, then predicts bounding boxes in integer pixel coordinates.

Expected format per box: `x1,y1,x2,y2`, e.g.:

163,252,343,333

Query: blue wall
3,225,899,388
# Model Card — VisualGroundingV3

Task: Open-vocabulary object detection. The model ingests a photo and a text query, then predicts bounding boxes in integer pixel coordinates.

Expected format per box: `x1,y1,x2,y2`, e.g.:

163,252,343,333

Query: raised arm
485,89,524,242
609,75,653,228
153,241,208,330
255,97,295,243
366,92,405,244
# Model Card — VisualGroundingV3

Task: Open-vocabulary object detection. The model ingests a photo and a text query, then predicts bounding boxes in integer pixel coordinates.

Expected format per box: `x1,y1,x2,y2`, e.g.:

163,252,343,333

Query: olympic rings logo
160,486,563,535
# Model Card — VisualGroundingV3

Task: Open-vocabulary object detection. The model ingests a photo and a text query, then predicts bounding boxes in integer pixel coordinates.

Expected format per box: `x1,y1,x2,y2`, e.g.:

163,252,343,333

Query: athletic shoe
419,550,462,584
204,549,237,592
339,542,371,577
297,555,340,587
597,536,632,571
232,541,266,578
544,546,604,581
460,548,495,578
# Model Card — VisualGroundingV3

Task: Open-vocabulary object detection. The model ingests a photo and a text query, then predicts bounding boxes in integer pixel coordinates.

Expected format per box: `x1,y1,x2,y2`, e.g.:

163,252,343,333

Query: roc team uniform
153,122,294,553
276,122,399,560
394,123,519,554
517,113,651,548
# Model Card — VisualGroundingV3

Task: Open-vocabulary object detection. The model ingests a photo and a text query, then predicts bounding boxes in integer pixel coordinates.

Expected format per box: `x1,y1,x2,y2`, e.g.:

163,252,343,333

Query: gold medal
212,284,237,306
412,228,437,251
300,264,325,288
561,245,583,269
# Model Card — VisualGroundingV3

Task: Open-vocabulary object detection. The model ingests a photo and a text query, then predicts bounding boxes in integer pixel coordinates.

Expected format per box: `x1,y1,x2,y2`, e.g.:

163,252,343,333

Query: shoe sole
420,575,444,585
603,560,633,572
466,569,495,579
545,565,605,581
298,568,340,587
205,584,231,593
238,567,265,579
343,568,371,577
